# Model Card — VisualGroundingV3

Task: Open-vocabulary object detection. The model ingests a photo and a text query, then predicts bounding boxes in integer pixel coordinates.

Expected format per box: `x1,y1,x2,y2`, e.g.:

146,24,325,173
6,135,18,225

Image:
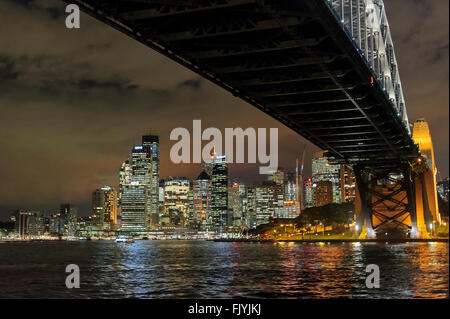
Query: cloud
0,0,447,218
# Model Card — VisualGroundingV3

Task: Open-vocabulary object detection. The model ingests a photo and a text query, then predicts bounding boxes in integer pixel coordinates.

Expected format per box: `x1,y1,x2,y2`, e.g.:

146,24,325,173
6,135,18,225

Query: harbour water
0,240,448,298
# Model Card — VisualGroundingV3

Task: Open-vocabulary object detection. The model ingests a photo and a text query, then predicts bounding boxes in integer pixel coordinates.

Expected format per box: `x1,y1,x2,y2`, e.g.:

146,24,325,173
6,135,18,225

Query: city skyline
0,0,448,219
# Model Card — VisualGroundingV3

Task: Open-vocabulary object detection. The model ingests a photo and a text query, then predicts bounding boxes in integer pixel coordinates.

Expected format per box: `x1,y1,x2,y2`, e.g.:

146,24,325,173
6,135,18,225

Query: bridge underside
69,0,419,170
67,1,435,238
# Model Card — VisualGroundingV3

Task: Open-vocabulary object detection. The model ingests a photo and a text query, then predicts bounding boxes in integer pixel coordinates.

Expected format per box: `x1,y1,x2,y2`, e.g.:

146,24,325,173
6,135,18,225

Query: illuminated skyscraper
303,178,314,209
164,177,190,226
60,204,78,236
312,151,341,205
142,135,160,228
192,171,211,231
246,187,256,229
120,182,147,233
14,210,45,237
284,171,297,202
314,181,333,207
92,186,118,231
254,181,284,226
340,165,356,203
228,182,243,227
211,155,228,232
119,135,160,231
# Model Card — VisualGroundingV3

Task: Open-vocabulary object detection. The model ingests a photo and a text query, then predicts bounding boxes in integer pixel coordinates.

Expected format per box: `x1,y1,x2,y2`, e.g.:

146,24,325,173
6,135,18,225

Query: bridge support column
413,174,430,238
354,165,376,238
354,164,421,239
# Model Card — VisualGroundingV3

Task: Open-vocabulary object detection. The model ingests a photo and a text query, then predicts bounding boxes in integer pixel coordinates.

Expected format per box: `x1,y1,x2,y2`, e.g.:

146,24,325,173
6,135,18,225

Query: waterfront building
304,178,315,209
76,216,103,238
314,181,334,207
60,204,78,236
210,155,228,232
192,170,211,231
120,182,147,233
118,159,132,226
283,200,297,219
49,212,63,235
340,165,356,203
312,151,341,205
92,186,117,231
164,177,190,227
284,171,297,202
119,135,160,231
14,210,45,237
142,135,160,228
238,183,247,228
246,187,256,229
228,182,242,227
254,181,284,226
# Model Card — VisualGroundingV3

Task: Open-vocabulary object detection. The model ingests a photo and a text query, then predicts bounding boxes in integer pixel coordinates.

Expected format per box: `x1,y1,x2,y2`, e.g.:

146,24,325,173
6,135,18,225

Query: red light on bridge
371,76,374,84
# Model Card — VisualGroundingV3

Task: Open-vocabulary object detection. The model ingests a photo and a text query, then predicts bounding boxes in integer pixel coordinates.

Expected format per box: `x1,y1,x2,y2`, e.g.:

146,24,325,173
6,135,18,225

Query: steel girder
64,0,420,170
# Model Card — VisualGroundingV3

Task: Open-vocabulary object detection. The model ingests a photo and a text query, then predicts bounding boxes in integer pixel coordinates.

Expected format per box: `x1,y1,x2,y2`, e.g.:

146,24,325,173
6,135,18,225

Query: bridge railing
325,0,410,133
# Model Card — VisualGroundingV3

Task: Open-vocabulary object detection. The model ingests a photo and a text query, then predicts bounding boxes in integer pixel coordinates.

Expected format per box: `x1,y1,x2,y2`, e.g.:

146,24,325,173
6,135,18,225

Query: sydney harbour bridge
65,0,442,239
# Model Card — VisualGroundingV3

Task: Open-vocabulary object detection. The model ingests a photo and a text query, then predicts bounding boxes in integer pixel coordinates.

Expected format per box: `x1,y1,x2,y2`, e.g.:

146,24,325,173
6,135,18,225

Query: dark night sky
0,0,448,219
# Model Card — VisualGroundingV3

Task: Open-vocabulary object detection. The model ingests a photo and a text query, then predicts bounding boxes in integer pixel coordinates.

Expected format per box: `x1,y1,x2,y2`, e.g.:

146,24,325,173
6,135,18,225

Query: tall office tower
312,151,341,205
284,171,297,203
131,144,152,230
119,135,160,231
228,183,242,227
282,171,299,217
254,181,284,226
60,204,78,236
437,178,449,202
186,188,194,227
118,159,132,226
120,182,147,233
246,187,256,229
268,169,285,186
314,181,334,207
92,186,118,231
211,155,228,232
238,183,247,226
164,177,190,226
49,212,63,235
142,135,160,229
119,160,132,199
340,165,356,203
158,180,165,207
303,178,315,208
192,170,211,231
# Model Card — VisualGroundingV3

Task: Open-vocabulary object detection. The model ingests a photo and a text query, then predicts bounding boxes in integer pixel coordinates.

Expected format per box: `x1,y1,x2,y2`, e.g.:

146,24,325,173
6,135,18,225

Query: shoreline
1,238,448,243
213,238,449,243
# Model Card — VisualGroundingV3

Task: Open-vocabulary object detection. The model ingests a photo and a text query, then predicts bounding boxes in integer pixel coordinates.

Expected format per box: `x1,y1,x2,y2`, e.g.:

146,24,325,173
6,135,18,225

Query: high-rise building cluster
307,151,356,208
10,204,78,238
9,136,359,238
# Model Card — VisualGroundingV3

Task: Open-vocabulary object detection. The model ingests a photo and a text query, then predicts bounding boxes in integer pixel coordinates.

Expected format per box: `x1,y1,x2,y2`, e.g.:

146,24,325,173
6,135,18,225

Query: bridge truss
64,0,438,238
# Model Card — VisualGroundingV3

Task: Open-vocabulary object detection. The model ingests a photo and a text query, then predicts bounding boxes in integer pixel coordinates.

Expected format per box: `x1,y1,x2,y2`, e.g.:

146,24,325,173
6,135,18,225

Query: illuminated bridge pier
68,0,442,238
